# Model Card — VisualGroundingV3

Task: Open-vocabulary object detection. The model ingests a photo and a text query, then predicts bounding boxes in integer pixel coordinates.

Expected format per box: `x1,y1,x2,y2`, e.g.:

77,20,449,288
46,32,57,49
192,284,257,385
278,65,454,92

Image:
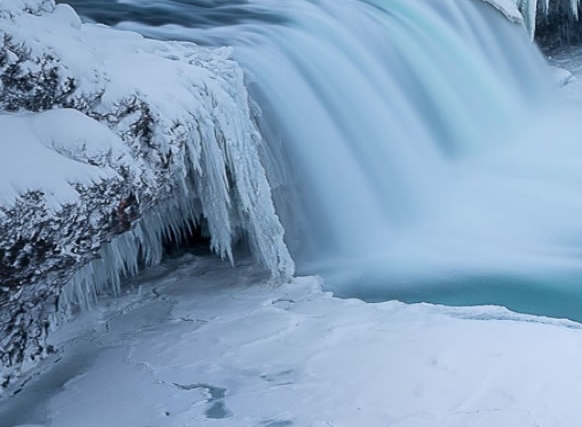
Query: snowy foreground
1,255,582,427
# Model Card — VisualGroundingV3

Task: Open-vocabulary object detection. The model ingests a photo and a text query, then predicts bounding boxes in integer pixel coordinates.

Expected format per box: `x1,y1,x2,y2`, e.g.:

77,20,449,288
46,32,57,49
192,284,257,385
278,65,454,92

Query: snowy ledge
0,0,293,388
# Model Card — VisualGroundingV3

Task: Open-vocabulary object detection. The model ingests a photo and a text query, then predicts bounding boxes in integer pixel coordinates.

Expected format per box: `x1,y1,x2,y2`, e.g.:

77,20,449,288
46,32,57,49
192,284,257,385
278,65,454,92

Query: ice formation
485,0,581,38
0,0,293,387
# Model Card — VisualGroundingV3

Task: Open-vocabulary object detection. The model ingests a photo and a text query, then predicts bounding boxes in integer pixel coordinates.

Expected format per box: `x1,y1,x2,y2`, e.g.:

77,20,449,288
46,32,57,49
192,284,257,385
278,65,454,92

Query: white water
72,0,582,309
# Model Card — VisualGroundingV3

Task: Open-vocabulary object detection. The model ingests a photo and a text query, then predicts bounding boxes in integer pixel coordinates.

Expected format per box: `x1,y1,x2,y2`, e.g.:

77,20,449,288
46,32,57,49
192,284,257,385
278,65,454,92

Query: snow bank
0,0,293,389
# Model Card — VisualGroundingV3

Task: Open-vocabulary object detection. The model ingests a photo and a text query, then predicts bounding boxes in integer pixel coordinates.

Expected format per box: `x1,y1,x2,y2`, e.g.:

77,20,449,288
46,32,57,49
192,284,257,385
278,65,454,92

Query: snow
3,256,582,427
0,0,293,389
0,110,125,211
0,0,53,19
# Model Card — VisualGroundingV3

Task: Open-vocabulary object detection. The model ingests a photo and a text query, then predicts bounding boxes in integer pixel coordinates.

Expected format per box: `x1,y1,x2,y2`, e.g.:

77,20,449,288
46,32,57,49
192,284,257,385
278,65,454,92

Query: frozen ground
2,253,582,427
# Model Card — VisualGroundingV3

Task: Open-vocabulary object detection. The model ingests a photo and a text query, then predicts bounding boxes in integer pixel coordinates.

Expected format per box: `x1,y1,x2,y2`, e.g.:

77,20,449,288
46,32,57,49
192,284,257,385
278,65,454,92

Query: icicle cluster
60,197,198,312
493,0,581,38
0,0,294,389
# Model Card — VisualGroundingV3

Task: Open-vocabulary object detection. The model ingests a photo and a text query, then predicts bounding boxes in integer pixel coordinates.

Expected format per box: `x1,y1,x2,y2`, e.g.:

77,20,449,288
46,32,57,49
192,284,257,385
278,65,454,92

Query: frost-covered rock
0,0,294,389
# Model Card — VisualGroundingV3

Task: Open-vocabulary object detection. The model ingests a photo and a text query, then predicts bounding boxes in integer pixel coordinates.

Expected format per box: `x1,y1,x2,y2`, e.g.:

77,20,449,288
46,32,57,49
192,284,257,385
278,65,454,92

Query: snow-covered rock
0,0,294,389
481,0,524,24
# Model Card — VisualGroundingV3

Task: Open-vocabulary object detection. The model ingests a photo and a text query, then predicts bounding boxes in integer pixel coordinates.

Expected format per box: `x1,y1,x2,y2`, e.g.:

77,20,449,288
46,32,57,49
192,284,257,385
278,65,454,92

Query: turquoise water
327,272,582,321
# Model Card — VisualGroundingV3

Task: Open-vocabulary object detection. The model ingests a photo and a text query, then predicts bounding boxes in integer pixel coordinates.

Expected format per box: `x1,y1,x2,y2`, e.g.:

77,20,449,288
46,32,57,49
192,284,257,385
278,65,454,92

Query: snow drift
0,0,293,388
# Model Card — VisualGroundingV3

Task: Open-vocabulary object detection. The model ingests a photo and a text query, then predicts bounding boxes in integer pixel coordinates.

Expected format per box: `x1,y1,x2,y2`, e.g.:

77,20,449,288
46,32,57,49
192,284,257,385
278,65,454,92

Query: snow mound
0,110,130,210
0,0,293,389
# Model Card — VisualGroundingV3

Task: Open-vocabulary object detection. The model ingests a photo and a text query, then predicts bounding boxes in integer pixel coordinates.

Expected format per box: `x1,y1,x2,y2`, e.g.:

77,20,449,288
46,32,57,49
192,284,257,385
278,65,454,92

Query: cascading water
66,0,582,319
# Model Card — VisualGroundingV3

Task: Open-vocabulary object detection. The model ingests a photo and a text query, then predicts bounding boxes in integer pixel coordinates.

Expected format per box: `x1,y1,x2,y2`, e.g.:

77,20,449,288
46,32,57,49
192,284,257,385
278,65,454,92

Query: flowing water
64,0,582,319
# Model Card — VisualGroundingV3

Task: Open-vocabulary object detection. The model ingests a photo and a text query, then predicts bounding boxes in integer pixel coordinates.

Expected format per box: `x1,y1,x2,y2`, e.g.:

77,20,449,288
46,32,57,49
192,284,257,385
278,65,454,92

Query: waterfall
69,0,582,316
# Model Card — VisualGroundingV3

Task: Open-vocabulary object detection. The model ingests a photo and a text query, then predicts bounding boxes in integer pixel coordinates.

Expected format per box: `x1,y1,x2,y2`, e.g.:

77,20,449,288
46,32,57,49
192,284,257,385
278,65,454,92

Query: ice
4,258,582,426
3,0,582,420
0,111,123,211
60,196,202,312
550,65,574,85
521,0,539,37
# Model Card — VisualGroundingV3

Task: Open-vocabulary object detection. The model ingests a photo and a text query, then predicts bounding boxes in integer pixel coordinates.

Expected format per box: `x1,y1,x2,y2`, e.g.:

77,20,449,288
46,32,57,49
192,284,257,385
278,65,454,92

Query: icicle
519,0,539,39
59,187,204,313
